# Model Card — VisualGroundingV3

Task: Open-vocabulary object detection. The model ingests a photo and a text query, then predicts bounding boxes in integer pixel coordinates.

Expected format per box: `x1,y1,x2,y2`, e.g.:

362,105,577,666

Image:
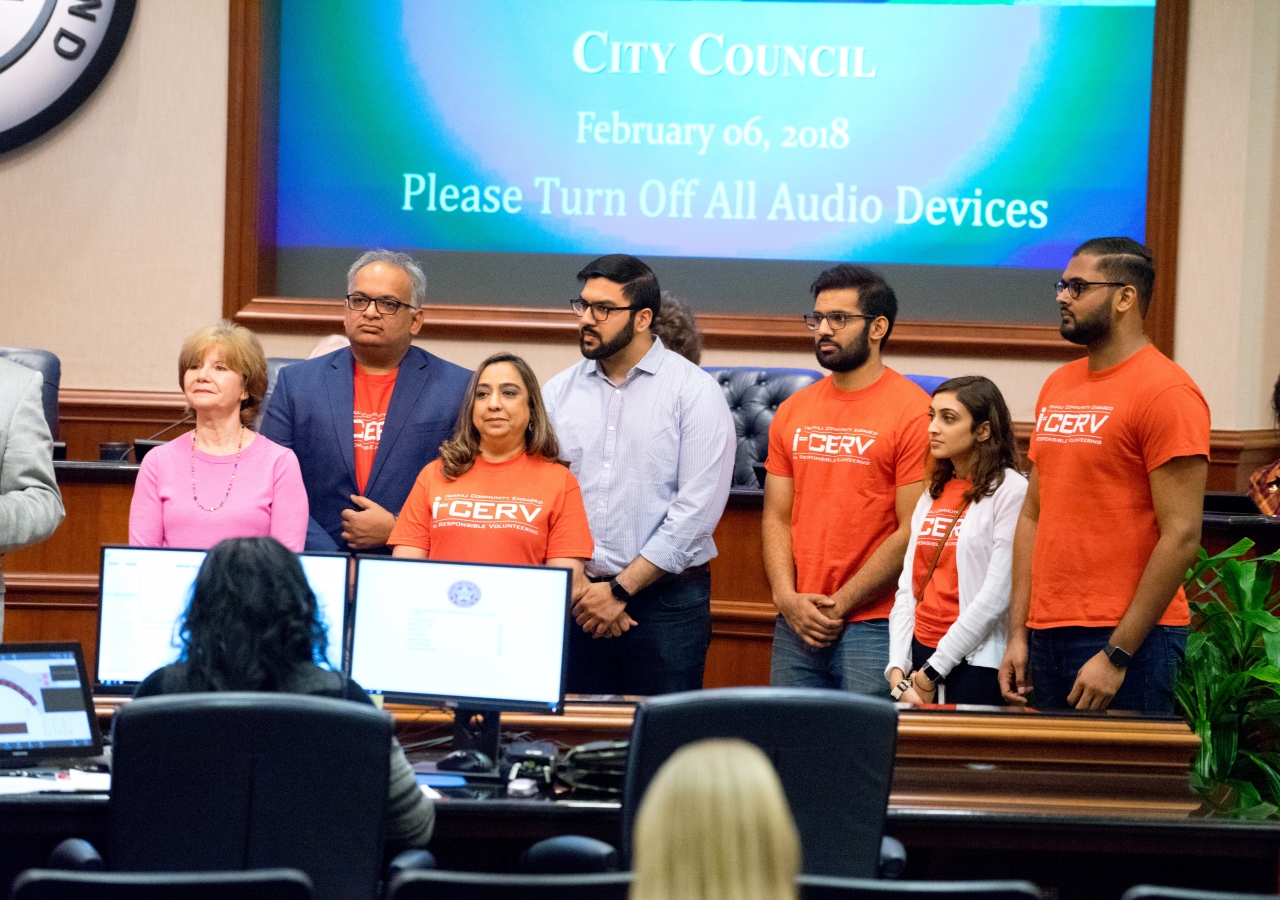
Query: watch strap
608,577,632,603
1104,643,1132,669
922,663,946,685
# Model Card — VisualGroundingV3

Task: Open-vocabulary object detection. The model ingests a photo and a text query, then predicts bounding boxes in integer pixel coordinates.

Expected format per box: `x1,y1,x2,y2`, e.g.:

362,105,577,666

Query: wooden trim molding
222,0,1185,361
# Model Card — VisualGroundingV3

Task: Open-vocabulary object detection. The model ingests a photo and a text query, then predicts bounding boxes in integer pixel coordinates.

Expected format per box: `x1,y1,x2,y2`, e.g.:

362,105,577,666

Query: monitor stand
452,707,501,768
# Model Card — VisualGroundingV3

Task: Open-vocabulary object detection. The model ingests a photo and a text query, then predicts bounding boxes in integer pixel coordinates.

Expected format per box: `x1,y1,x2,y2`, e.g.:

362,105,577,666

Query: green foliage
1177,538,1280,818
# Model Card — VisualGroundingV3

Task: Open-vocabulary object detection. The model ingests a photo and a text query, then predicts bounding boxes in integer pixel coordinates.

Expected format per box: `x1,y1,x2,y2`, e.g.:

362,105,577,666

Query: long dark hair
926,376,1020,503
179,537,327,691
438,352,566,480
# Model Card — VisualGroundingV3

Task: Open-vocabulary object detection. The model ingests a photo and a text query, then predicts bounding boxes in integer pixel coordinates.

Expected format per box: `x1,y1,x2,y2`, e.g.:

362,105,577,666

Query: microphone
140,409,194,443
102,410,195,462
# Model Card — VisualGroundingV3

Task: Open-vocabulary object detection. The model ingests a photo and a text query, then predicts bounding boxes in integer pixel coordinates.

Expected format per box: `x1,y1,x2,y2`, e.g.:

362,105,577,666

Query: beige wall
0,0,1274,430
1175,0,1280,431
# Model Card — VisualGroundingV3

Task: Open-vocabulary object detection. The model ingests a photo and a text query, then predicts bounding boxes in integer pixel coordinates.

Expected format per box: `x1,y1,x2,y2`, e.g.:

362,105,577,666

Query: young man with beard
543,255,735,695
998,238,1209,713
763,264,929,695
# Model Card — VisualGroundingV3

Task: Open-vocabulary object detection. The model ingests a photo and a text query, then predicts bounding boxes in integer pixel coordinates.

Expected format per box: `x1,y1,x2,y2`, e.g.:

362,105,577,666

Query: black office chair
50,693,397,900
1122,889,1280,900
0,347,61,440
800,876,1043,900
703,367,823,488
10,868,313,900
524,687,900,878
386,870,632,900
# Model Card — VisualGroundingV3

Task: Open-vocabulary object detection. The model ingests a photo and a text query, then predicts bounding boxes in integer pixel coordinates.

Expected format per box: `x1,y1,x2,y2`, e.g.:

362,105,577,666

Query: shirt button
604,463,611,468
608,426,615,430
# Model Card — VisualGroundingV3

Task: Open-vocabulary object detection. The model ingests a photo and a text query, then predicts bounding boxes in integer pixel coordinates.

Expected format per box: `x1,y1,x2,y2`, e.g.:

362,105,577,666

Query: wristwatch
1103,642,1132,669
608,577,632,603
921,663,946,685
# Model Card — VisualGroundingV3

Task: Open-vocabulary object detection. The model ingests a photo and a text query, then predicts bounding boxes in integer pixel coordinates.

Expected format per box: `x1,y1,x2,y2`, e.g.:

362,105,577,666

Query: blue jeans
565,568,712,696
1027,625,1188,714
770,616,891,698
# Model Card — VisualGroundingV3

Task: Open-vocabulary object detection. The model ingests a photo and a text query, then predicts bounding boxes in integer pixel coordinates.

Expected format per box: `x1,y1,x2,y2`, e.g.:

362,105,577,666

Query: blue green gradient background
277,0,1154,269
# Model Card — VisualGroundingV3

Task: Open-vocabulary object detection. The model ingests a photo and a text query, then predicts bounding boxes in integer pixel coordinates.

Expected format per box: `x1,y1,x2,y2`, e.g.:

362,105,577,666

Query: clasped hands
776,591,844,648
886,667,934,705
572,580,638,639
999,637,1126,710
343,495,396,549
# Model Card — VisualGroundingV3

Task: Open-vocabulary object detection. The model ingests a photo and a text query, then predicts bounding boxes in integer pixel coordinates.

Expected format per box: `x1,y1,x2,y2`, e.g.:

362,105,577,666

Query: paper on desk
66,770,111,792
420,785,443,800
0,778,58,795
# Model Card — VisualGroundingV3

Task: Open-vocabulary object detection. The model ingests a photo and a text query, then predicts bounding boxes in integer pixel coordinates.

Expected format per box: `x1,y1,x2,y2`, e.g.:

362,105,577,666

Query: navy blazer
260,346,471,552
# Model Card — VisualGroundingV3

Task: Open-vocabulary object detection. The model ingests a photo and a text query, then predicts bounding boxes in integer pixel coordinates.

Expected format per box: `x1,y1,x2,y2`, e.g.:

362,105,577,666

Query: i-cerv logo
0,0,135,153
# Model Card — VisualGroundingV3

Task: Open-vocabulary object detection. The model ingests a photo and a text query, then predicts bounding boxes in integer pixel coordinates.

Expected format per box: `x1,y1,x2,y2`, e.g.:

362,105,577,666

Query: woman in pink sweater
129,322,308,551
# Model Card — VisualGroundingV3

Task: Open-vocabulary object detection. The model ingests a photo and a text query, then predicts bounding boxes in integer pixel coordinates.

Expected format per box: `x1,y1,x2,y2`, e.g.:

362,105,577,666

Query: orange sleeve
1137,383,1212,473
895,411,930,486
386,463,437,551
545,467,594,560
764,400,795,478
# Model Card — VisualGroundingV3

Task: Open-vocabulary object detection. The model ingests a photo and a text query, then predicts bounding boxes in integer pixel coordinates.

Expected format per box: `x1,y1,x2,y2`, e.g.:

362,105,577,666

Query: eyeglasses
570,298,640,322
345,293,414,316
802,312,876,331
1055,279,1128,300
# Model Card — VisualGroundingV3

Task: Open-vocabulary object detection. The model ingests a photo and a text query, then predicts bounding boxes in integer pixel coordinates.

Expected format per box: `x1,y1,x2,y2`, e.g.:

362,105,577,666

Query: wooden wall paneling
57,389,189,462
1207,429,1279,493
1143,0,1190,356
706,500,775,688
3,575,101,676
223,2,1184,361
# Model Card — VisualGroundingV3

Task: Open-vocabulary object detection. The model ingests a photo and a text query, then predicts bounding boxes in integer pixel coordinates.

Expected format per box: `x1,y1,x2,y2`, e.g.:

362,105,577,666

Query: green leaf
1237,609,1280,633
1248,666,1280,685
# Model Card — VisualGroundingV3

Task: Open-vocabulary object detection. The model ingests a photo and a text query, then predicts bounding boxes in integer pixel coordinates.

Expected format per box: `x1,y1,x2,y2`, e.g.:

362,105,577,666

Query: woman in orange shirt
389,352,594,593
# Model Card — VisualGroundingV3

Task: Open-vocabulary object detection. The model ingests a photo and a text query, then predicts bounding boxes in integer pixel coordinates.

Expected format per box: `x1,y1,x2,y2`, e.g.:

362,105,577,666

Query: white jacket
886,468,1028,679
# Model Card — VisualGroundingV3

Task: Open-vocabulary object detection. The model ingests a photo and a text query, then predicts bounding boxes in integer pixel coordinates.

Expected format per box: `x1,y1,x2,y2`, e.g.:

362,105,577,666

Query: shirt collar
582,336,667,380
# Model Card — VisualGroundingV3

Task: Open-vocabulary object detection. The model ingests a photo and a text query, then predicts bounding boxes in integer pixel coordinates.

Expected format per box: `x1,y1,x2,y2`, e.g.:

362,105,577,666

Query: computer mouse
436,749,495,773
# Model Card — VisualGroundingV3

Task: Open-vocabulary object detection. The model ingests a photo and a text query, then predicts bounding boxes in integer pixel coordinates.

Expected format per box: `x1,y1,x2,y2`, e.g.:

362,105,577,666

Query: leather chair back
110,693,392,900
255,358,304,430
387,870,632,900
904,374,949,396
703,367,823,488
11,868,314,900
0,347,61,439
798,876,1043,899
621,687,898,878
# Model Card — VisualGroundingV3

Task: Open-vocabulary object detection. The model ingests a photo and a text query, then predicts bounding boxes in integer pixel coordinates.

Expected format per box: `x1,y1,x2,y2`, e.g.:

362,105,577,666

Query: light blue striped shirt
543,338,736,579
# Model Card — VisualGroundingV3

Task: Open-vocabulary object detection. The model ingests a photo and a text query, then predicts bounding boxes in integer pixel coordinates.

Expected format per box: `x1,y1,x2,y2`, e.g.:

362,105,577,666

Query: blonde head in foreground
631,738,800,900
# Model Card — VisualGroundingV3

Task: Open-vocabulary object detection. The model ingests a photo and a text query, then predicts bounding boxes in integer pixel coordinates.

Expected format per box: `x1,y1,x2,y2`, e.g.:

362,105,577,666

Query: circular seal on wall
447,580,482,609
0,0,136,154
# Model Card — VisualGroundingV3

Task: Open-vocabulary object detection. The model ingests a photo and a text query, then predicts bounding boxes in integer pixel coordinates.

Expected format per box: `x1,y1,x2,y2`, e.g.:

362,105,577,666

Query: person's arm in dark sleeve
259,365,338,551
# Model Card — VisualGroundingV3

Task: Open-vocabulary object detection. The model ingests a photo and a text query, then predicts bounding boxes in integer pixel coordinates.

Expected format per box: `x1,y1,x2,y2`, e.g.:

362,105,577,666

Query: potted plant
1176,538,1280,818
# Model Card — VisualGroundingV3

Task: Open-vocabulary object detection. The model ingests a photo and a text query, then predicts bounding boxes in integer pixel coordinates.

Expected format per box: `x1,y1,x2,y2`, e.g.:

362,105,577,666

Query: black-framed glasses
802,312,876,331
570,298,640,322
1055,279,1128,300
345,293,414,316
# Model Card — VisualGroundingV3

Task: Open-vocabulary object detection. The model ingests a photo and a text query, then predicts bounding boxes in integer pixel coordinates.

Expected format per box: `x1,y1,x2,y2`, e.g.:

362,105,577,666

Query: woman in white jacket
887,376,1027,706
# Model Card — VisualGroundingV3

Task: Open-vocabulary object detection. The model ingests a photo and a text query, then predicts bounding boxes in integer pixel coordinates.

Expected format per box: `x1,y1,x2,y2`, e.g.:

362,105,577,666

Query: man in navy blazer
261,250,471,552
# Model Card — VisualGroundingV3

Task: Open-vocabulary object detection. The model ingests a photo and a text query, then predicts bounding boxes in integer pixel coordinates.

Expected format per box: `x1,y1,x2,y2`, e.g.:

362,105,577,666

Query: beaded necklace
191,426,244,512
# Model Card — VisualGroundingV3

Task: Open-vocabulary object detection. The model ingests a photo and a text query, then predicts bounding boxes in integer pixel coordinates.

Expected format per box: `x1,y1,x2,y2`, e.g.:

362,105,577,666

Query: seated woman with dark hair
388,352,597,619
134,537,433,851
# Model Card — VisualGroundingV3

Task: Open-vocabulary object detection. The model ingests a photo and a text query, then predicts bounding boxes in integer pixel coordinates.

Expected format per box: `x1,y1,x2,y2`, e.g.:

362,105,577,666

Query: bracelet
890,678,913,701
912,670,937,695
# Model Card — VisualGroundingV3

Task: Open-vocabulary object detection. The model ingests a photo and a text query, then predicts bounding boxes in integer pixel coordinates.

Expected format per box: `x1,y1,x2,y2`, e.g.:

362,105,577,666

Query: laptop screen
349,557,570,714
0,643,102,764
96,546,349,690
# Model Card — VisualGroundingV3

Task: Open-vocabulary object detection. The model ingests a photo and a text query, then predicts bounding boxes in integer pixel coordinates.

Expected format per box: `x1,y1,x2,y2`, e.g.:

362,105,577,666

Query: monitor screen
95,546,350,690
0,643,102,764
349,557,570,713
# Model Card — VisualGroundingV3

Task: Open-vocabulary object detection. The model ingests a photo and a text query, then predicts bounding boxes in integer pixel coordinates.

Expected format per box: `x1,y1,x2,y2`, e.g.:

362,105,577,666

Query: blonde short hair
631,739,801,900
177,321,268,428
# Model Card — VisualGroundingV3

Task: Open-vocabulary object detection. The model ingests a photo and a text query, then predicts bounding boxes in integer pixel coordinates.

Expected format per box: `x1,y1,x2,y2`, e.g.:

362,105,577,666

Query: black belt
588,562,710,586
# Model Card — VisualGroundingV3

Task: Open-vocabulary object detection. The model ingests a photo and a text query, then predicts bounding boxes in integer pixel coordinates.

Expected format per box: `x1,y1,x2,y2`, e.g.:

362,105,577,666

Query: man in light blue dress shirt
543,255,736,695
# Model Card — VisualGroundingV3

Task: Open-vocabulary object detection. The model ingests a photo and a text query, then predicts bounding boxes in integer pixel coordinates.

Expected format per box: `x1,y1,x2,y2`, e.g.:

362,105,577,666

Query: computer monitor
349,557,571,762
95,546,350,693
0,642,102,768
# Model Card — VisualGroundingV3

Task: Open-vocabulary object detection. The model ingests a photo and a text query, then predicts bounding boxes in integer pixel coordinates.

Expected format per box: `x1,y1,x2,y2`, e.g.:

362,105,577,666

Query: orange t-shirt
765,369,930,622
912,478,970,648
1027,344,1210,629
388,452,594,566
353,365,398,494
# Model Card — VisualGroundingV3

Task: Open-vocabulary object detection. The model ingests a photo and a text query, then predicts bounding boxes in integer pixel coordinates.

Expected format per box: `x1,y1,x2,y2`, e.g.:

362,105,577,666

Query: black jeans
565,567,712,696
911,637,1003,706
